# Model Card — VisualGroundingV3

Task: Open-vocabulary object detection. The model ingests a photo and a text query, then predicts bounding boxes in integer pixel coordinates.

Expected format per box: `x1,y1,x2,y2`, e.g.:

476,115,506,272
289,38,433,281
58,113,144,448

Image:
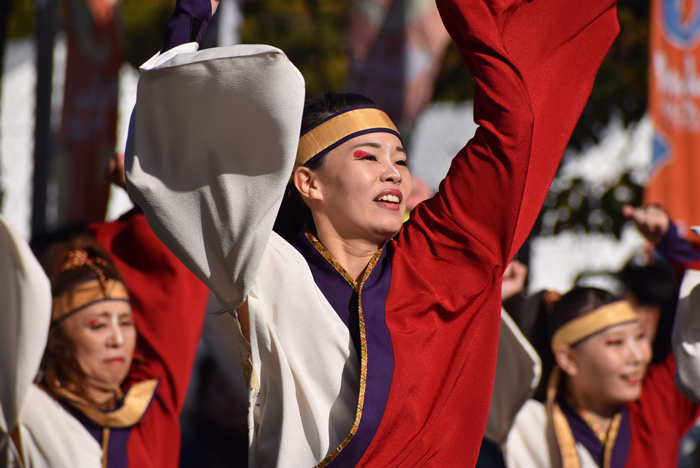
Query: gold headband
550,301,638,352
52,279,130,322
295,107,400,171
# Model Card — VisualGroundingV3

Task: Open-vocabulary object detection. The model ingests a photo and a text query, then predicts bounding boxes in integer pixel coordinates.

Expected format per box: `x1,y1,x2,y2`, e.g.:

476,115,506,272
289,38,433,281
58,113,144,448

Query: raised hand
107,152,127,190
502,259,528,302
622,204,670,246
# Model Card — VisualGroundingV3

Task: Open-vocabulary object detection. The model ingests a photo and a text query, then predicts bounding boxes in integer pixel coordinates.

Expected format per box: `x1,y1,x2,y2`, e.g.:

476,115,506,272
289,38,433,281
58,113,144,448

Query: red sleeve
91,211,210,468
625,353,700,468
401,0,619,267
359,0,619,465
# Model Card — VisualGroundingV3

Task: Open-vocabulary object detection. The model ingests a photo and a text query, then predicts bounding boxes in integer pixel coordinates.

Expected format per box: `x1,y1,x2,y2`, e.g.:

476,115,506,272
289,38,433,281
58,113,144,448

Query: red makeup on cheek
353,150,372,159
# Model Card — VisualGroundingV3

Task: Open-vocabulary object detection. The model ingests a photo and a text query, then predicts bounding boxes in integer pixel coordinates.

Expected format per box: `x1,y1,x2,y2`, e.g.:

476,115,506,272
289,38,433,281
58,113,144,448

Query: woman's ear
294,167,323,202
555,345,579,377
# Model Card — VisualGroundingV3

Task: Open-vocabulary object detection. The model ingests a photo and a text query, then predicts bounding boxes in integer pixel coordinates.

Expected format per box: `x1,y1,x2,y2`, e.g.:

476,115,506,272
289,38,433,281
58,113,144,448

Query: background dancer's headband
295,106,401,171
550,301,638,352
51,250,130,323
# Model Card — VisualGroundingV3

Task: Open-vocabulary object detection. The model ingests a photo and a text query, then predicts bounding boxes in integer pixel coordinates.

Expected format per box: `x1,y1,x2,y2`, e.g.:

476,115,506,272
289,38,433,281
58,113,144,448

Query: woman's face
565,322,652,407
299,132,412,244
58,298,136,392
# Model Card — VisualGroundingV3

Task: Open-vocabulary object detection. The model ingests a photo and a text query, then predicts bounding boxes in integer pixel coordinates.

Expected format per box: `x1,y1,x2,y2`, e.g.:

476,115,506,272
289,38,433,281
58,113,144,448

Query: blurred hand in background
107,152,126,190
502,259,528,302
622,204,669,245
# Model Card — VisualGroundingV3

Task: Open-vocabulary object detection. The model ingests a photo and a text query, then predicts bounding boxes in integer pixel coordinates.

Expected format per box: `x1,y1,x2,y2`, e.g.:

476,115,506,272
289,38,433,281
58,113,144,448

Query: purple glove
162,0,213,52
656,221,700,267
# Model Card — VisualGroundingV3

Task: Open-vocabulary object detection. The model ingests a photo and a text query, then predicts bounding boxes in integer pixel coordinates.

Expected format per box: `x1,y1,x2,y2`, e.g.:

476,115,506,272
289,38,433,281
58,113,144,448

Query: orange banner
346,0,451,128
646,0,700,232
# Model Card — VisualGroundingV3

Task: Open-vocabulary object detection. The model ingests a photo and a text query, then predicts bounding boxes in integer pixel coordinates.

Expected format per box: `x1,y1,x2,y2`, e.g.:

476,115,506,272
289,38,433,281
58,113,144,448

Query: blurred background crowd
1,0,699,466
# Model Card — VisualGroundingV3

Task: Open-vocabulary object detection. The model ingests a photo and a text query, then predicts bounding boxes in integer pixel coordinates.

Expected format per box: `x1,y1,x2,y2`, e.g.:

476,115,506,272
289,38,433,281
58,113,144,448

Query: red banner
645,0,700,232
346,0,451,127
55,0,123,227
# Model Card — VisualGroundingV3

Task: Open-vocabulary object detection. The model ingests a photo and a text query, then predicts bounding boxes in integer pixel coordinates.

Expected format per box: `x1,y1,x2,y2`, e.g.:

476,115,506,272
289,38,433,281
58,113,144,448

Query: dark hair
272,91,379,241
618,260,679,363
548,287,620,345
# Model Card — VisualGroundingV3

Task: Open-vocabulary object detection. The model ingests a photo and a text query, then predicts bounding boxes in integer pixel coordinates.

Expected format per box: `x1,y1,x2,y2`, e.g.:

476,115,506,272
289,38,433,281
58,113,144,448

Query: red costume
91,211,210,468
359,0,620,465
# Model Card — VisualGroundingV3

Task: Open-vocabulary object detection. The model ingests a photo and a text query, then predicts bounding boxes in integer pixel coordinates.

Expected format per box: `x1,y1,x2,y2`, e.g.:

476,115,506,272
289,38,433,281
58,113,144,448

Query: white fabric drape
126,43,360,466
673,267,700,403
484,310,542,445
0,216,101,468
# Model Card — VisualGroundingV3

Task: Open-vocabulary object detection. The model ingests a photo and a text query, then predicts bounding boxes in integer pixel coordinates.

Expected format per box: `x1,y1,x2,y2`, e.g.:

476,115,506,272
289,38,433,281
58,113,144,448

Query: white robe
126,43,359,467
0,216,102,468
673,267,700,403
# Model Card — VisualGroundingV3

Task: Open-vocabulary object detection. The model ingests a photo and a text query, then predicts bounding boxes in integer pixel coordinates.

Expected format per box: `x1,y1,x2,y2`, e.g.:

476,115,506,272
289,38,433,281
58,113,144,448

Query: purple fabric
289,232,395,466
162,0,212,52
64,403,132,468
557,393,631,467
656,221,700,266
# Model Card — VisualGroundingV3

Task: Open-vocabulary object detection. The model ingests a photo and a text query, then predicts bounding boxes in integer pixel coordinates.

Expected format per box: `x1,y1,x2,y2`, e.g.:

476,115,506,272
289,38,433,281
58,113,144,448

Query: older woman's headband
52,279,130,323
295,106,401,171
550,301,638,353
51,250,130,323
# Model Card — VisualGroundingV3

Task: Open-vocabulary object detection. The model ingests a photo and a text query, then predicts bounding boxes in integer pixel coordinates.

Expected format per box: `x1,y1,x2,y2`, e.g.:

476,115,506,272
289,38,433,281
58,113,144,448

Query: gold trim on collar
302,227,383,467
295,108,399,170
51,379,159,428
547,367,581,468
546,366,623,468
551,301,638,353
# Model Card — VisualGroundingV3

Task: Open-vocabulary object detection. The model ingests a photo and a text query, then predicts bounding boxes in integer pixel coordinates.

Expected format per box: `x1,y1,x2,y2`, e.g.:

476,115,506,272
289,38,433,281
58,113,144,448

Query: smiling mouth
376,194,400,204
620,372,643,385
374,189,403,206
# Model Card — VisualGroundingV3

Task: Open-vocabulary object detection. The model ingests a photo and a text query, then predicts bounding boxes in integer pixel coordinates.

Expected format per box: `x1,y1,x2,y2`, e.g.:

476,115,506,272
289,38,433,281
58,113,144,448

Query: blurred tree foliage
7,0,34,37
533,172,645,239
121,0,176,67
7,0,651,139
6,0,651,237
239,0,350,99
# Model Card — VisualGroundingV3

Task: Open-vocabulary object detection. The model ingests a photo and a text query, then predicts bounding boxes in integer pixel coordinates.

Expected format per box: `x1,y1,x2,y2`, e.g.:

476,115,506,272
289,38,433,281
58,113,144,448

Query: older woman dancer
126,0,619,465
0,185,209,467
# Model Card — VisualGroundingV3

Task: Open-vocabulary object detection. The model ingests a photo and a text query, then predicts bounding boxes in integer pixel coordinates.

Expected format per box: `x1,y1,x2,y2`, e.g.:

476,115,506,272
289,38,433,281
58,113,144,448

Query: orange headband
550,301,638,353
51,250,130,322
295,107,401,171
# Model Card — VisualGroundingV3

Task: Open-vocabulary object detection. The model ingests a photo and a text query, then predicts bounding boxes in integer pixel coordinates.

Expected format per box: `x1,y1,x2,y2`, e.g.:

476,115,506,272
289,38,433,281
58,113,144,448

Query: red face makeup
353,150,373,160
86,319,101,327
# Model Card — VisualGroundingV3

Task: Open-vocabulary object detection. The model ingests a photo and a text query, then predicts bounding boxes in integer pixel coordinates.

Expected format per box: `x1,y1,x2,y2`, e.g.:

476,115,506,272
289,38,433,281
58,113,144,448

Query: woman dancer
126,0,619,465
504,288,700,468
1,176,209,467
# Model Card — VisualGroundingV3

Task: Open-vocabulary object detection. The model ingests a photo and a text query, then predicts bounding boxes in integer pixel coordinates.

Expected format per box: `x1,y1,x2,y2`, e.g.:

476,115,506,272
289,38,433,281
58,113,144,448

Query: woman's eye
88,323,106,330
360,155,377,161
606,340,623,346
395,159,408,167
120,319,135,327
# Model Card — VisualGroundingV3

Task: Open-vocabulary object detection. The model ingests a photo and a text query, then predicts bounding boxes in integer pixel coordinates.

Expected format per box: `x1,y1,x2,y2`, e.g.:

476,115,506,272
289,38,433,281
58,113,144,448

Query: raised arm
125,10,305,312
91,210,211,467
400,0,619,269
624,204,700,278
